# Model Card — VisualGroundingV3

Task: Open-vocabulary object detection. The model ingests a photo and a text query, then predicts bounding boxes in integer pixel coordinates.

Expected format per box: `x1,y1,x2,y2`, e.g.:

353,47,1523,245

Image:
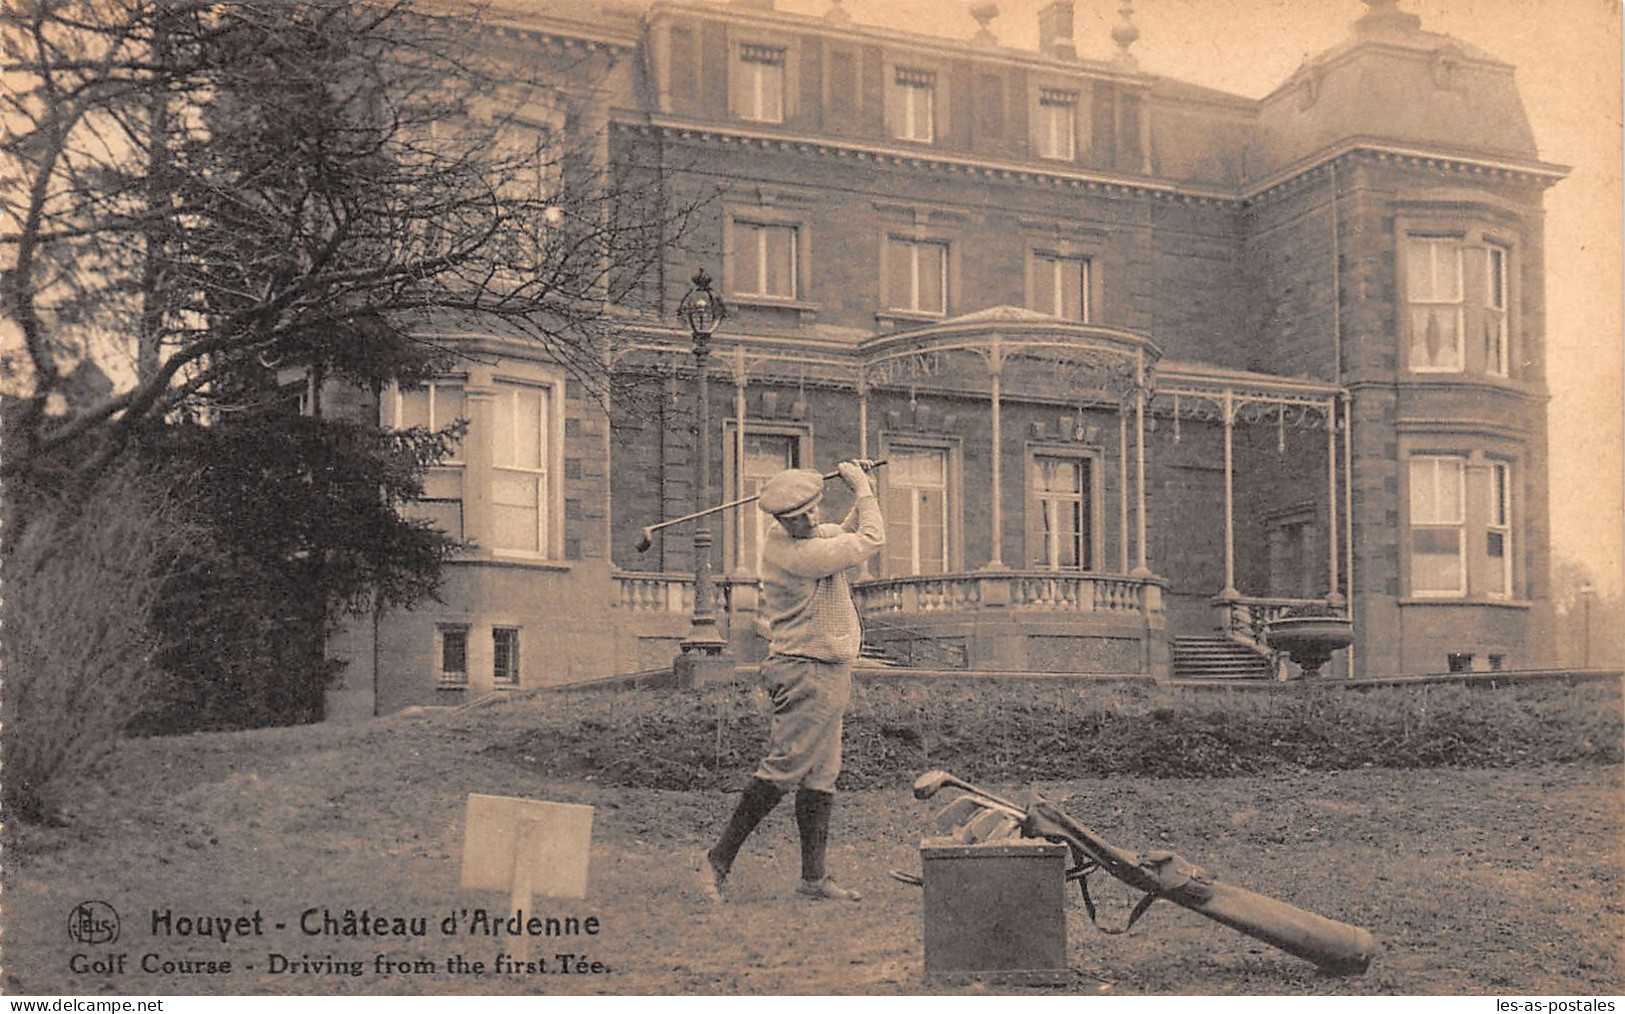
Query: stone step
1172,635,1272,680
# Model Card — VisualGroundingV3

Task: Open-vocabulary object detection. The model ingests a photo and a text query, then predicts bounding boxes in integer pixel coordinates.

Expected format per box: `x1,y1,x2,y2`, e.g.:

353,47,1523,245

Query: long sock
795,787,835,882
708,778,784,874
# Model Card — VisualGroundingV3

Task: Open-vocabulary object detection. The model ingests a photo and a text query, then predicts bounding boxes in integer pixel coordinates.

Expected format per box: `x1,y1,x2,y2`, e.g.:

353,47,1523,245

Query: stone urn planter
1265,615,1353,679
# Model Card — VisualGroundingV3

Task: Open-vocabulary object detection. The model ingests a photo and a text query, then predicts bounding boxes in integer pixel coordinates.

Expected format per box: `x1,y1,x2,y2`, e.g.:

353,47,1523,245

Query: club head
634,528,654,553
913,770,953,800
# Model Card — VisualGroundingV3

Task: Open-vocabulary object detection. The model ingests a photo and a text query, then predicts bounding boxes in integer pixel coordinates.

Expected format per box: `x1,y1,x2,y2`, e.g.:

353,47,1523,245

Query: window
388,382,466,540
733,221,798,300
882,445,950,576
1409,455,1465,595
891,68,935,142
438,625,470,686
1033,253,1090,321
492,381,552,556
1032,454,1092,571
886,237,948,315
1035,89,1077,160
1485,245,1509,376
1488,461,1513,597
493,627,520,687
1407,237,1464,372
732,431,801,573
735,44,785,123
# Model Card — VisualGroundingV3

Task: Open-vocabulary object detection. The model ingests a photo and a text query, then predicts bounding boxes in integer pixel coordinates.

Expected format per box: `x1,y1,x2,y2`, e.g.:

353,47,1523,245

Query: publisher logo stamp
68,900,120,945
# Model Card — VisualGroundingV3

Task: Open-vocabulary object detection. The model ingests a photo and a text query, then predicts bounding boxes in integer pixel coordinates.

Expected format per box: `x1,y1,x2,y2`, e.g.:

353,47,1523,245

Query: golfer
699,459,884,903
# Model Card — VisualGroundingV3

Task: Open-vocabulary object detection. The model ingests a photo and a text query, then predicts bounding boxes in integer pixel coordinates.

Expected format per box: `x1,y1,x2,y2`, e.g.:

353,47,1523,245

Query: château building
325,0,1565,717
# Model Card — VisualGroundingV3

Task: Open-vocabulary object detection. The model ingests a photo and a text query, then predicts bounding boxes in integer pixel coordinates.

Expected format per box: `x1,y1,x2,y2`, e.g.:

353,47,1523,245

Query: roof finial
1112,0,1140,66
969,0,999,47
823,0,851,26
1356,0,1421,35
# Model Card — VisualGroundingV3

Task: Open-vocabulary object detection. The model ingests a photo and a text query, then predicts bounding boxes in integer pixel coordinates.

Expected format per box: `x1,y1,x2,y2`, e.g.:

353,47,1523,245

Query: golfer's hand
838,459,874,498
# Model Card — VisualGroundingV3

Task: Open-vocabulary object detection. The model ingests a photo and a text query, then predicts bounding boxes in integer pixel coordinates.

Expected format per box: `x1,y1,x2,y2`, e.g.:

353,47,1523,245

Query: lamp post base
673,647,735,688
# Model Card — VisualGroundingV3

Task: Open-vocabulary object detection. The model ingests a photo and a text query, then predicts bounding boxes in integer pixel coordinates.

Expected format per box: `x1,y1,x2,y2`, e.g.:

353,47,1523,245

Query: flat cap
758,468,825,517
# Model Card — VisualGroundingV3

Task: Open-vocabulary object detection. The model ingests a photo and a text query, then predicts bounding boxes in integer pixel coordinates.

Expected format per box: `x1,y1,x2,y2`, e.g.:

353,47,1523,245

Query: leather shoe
697,852,727,904
796,876,862,902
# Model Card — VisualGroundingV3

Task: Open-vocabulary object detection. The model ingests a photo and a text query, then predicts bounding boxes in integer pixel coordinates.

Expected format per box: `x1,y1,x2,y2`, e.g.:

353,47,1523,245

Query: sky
777,0,1625,596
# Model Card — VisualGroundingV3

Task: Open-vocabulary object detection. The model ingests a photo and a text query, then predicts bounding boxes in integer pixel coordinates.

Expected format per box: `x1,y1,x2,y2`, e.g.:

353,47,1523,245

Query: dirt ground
3,704,1621,996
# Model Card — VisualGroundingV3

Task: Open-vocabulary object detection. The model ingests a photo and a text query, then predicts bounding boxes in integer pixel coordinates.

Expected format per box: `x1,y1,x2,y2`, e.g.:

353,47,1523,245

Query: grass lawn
3,682,1621,996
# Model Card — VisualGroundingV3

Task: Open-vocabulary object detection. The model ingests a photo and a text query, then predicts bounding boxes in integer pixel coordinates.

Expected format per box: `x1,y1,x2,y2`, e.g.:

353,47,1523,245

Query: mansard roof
1251,2,1541,176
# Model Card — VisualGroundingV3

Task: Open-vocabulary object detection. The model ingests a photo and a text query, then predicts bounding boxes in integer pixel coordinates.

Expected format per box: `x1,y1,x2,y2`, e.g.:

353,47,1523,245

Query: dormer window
1035,89,1078,160
735,44,786,123
891,68,936,142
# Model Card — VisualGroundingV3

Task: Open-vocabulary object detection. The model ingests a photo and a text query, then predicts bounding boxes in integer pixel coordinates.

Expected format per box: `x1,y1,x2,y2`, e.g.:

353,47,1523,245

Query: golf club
912,769,1026,815
633,459,886,552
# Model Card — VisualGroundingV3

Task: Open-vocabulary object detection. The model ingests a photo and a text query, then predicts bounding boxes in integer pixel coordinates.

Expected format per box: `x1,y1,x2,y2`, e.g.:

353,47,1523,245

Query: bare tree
2,0,696,482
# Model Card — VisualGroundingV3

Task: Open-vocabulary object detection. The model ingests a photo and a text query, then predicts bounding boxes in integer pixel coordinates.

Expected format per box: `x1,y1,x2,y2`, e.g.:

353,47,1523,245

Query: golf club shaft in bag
912,770,1373,974
634,459,885,552
1023,797,1374,974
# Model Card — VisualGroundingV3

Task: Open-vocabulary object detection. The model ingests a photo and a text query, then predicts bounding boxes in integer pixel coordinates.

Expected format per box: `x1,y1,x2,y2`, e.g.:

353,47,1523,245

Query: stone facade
324,0,1563,717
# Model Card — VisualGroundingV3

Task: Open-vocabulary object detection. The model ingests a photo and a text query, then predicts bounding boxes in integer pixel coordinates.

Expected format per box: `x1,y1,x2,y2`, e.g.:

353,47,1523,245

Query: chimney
1038,1,1078,60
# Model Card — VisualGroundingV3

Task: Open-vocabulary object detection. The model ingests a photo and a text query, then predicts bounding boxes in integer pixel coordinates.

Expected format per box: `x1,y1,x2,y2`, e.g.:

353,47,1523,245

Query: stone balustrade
613,573,755,614
853,570,1153,618
614,572,694,613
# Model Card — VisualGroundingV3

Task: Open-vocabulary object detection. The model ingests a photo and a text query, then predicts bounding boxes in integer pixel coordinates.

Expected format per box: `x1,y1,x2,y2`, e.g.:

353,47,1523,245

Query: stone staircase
1172,636,1274,680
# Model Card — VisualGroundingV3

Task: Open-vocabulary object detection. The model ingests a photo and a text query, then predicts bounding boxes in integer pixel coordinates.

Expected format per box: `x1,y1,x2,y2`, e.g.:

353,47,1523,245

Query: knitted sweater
758,494,885,664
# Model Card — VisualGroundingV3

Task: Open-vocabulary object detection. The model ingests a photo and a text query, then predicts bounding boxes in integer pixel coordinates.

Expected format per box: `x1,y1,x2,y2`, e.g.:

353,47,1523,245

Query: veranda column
986,334,1007,570
1133,349,1149,575
733,349,748,572
1222,388,1238,597
1326,396,1342,603
858,373,872,580
1343,394,1356,676
1119,406,1130,573
858,374,870,459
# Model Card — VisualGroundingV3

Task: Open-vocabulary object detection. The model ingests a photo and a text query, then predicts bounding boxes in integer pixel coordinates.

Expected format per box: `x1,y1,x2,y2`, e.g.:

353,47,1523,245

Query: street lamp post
675,269,730,683
1580,582,1594,668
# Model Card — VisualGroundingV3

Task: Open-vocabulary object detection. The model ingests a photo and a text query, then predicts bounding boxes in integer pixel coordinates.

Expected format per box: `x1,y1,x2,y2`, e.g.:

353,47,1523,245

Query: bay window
387,381,466,540
1407,237,1465,372
492,381,552,556
1485,245,1509,376
1409,455,1466,595
1488,460,1513,597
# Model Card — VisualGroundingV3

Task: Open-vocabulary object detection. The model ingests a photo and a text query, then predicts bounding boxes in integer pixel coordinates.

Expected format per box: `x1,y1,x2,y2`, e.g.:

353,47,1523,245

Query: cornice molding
624,117,1236,205
614,118,1568,210
1395,418,1532,442
1243,141,1568,206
